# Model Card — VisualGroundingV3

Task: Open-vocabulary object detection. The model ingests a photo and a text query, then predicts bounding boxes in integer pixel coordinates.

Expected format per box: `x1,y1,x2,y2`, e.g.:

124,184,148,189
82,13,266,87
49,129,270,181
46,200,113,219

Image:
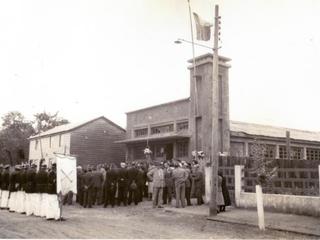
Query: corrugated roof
230,120,320,142
29,116,125,140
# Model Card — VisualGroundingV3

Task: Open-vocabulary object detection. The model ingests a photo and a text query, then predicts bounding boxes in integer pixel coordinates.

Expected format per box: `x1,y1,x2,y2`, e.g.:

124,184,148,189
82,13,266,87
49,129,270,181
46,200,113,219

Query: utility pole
209,4,220,216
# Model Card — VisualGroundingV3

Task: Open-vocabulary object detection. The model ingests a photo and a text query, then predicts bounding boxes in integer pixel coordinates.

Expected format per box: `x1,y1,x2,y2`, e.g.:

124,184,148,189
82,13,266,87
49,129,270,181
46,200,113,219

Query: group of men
147,160,204,209
76,162,147,208
0,162,61,220
74,159,206,210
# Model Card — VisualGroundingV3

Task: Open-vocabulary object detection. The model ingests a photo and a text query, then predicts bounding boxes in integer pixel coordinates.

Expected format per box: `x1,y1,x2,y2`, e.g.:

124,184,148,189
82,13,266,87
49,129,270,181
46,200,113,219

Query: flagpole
187,0,199,156
209,4,220,216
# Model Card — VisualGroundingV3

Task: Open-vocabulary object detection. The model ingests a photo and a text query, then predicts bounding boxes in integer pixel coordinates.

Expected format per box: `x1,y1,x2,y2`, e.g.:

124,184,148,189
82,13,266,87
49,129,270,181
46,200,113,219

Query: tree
33,111,69,134
250,138,278,231
0,111,35,165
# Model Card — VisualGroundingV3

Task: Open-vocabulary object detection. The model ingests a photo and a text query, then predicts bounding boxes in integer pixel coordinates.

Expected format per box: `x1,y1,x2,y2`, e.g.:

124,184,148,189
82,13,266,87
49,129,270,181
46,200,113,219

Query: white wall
29,133,71,165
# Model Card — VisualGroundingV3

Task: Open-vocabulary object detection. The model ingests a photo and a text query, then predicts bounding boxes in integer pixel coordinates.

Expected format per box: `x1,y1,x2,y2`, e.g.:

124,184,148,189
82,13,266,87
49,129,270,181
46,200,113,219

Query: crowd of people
0,158,230,220
0,162,61,220
75,159,231,213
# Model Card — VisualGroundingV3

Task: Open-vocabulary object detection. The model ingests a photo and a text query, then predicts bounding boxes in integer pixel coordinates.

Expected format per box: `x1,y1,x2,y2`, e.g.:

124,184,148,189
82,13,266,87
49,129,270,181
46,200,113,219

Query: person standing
182,162,192,206
218,170,231,212
46,163,61,220
216,174,225,213
117,162,128,206
163,163,173,205
91,166,103,206
0,165,10,209
8,166,18,212
127,163,139,205
83,166,94,208
172,163,188,208
25,164,37,216
37,164,49,217
136,164,145,202
190,163,204,205
147,162,165,208
104,164,117,208
76,166,84,206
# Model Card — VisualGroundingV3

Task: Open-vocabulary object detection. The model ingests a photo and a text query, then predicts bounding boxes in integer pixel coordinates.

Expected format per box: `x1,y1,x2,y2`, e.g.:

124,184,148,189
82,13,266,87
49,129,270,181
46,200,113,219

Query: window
265,144,275,158
59,135,62,147
177,121,188,131
151,124,174,135
291,147,302,160
279,146,287,159
177,141,188,158
306,148,320,160
135,128,148,138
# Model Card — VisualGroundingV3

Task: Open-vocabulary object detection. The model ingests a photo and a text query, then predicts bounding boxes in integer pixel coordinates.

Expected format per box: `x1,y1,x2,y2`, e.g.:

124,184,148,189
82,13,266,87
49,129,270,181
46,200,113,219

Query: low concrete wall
238,192,320,217
234,165,320,217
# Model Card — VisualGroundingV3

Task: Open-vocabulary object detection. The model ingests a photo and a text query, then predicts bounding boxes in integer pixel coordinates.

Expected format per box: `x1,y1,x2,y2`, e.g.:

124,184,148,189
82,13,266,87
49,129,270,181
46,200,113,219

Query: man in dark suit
117,162,128,206
136,164,146,202
91,166,103,206
104,164,117,208
0,165,10,209
127,163,139,205
25,164,37,216
76,166,84,206
83,166,94,208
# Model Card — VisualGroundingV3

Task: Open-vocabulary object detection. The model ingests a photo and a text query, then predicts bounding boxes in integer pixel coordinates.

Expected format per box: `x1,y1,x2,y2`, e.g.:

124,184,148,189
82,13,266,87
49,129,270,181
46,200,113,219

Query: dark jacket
164,168,174,188
20,170,27,191
25,169,37,193
9,171,18,192
117,167,128,187
36,170,48,193
83,171,94,190
105,168,117,190
1,170,10,190
221,174,231,206
47,170,57,194
136,168,145,186
92,170,103,188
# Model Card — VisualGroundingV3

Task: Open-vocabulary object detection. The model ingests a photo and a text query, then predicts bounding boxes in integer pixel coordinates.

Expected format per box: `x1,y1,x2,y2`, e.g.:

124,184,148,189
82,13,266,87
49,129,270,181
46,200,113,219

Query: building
28,116,126,167
119,54,320,162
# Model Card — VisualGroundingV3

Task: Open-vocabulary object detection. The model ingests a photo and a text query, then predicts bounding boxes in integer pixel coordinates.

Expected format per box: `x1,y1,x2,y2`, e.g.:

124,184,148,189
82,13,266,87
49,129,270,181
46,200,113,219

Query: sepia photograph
0,0,319,239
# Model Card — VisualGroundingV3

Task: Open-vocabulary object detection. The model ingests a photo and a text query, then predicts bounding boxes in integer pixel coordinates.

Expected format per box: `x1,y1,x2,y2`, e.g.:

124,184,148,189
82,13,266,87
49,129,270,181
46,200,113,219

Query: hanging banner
55,154,77,195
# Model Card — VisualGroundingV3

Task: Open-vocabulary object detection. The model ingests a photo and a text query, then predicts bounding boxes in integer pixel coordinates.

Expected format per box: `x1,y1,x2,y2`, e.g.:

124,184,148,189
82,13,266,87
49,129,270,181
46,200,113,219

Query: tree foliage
250,138,278,186
33,111,69,134
0,111,35,165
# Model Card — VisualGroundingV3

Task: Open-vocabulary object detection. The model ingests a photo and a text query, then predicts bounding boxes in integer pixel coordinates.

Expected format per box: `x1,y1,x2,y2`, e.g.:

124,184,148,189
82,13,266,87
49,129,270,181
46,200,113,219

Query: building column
275,145,280,159
244,142,249,157
173,140,177,159
303,147,307,160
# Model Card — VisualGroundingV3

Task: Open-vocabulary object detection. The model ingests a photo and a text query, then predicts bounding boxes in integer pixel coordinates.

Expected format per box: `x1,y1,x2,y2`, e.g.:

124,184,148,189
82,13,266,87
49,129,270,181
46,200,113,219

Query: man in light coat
147,162,165,208
172,162,188,208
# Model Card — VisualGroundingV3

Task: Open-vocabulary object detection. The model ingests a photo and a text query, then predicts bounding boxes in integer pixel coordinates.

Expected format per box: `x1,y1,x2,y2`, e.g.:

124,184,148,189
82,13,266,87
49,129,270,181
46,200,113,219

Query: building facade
120,54,320,162
29,116,126,167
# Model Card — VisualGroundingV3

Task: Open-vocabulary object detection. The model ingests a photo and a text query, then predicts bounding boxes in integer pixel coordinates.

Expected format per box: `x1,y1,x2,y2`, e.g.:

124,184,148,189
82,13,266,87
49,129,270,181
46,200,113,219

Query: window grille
135,128,148,138
151,124,174,135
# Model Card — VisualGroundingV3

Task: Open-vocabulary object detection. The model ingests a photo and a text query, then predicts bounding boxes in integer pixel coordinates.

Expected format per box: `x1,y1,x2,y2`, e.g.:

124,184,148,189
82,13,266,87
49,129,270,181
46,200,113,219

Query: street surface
0,201,316,239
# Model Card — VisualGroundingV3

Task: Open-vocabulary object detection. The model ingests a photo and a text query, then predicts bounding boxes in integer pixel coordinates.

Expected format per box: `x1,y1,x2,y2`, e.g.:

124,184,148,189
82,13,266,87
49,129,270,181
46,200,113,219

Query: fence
218,156,320,198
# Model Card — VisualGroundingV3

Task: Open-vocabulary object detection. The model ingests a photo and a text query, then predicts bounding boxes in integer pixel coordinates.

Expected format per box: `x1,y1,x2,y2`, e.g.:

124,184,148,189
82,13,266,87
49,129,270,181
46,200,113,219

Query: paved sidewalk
164,204,320,237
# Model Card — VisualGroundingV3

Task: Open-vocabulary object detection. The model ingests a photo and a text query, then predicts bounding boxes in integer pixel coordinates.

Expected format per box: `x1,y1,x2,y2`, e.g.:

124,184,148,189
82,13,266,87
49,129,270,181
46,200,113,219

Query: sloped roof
230,120,320,142
29,116,125,140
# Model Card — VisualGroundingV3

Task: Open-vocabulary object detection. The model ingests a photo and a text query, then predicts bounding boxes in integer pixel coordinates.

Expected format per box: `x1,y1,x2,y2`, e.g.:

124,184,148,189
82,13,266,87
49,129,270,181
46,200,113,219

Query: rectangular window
151,124,174,135
279,146,287,159
291,147,302,160
306,148,320,160
265,144,276,158
134,128,148,138
177,121,188,131
59,135,62,147
177,141,188,158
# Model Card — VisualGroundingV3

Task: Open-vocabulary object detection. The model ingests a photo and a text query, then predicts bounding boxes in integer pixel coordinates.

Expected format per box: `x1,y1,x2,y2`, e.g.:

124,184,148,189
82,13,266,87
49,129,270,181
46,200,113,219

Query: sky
1,0,320,131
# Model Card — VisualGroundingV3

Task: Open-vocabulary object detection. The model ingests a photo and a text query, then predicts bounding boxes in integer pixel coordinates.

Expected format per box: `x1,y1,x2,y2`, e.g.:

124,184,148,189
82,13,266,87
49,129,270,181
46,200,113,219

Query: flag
193,12,212,41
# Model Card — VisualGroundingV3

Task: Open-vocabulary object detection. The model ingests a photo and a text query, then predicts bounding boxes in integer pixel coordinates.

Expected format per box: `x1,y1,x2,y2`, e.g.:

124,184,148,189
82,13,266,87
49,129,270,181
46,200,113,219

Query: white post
256,185,265,230
234,165,244,207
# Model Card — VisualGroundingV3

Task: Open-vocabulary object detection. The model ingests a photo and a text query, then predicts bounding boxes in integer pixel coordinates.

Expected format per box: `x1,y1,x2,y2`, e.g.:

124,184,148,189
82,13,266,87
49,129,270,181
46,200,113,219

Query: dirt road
0,201,315,239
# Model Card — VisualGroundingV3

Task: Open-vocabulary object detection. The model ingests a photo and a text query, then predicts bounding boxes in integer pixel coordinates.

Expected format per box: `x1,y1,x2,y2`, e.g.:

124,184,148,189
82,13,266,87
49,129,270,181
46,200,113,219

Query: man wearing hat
147,161,165,208
36,163,48,217
18,164,28,214
117,162,128,206
0,165,10,209
25,163,37,216
76,166,84,206
8,165,19,212
46,163,61,220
